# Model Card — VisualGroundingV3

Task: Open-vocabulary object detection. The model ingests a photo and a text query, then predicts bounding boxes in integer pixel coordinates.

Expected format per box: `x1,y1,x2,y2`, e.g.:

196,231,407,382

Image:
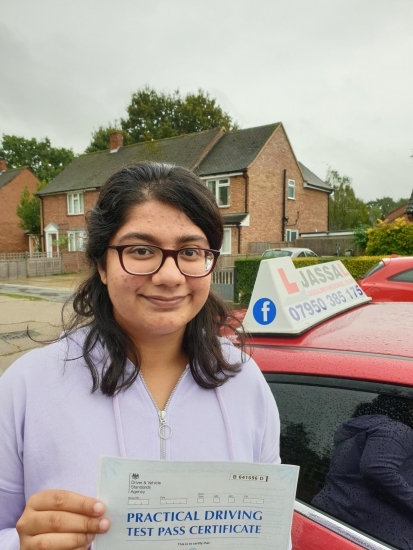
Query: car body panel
292,506,390,550
358,256,413,301
236,301,413,359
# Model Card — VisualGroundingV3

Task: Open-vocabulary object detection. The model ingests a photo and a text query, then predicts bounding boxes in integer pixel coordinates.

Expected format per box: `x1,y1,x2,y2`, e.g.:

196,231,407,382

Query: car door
265,373,413,550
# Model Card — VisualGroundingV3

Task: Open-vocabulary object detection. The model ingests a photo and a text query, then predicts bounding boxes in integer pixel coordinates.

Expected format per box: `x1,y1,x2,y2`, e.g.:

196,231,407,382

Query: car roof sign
243,257,371,335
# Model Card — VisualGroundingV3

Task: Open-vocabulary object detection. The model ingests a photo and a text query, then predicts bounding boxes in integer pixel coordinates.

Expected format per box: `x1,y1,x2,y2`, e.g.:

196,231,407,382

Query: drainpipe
242,170,249,213
282,169,287,241
39,195,45,252
237,223,241,253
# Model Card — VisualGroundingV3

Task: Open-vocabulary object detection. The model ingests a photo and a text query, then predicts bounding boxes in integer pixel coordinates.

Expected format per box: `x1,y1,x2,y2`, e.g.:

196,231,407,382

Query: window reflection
267,379,413,550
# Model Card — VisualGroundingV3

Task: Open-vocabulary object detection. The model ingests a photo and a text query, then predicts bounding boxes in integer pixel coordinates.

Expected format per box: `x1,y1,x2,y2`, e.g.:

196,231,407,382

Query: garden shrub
365,217,413,256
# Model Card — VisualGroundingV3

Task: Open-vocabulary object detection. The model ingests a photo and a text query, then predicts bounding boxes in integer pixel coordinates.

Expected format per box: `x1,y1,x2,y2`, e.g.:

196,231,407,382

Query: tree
327,169,370,230
84,125,132,154
366,196,409,223
16,186,41,234
0,135,75,185
121,87,237,144
85,87,238,152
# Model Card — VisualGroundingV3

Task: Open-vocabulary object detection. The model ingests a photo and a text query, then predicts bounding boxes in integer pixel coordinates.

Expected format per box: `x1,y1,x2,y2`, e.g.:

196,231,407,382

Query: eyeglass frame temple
106,244,220,277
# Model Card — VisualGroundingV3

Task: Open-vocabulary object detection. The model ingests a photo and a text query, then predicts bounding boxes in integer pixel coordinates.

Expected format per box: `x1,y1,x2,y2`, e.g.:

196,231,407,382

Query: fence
211,268,237,302
0,252,62,279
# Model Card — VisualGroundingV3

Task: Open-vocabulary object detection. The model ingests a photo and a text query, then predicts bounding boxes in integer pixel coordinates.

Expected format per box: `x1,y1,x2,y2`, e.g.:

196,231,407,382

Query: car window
305,251,318,257
266,374,413,550
297,252,305,257
389,268,413,283
361,260,385,279
263,250,292,259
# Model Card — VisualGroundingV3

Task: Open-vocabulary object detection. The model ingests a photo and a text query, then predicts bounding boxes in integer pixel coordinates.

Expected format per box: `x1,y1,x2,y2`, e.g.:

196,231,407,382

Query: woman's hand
16,489,110,550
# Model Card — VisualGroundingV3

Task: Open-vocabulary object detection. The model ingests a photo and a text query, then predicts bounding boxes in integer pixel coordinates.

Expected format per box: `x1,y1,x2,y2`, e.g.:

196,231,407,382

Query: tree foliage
365,217,413,255
366,196,409,223
327,169,369,230
16,186,41,234
0,135,75,185
85,87,238,152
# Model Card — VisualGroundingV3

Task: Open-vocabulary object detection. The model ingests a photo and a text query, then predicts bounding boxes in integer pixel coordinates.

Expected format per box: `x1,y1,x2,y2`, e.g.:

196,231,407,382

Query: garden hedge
234,256,383,305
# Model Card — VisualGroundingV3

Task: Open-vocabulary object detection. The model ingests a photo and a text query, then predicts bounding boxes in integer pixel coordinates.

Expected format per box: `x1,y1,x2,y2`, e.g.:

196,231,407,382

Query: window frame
207,178,230,207
67,192,84,215
286,229,298,242
287,179,296,200
67,230,86,252
221,227,231,255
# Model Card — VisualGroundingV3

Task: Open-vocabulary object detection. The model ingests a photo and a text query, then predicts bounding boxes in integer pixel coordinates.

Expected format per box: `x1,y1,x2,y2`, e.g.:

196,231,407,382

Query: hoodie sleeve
0,364,27,550
360,420,413,513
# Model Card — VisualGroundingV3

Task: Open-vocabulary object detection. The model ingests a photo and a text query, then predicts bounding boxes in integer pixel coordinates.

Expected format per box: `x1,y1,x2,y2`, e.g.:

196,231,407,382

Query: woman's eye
181,248,202,258
129,247,154,256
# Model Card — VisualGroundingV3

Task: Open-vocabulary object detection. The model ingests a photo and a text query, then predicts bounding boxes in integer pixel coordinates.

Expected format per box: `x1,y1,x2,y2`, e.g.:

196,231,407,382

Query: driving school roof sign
243,258,371,335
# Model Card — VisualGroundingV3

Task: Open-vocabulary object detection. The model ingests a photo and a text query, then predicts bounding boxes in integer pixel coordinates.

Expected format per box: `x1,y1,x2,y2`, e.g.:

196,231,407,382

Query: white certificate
96,457,298,550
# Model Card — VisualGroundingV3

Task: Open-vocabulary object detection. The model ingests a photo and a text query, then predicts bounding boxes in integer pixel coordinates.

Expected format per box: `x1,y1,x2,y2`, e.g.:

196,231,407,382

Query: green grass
0,292,44,301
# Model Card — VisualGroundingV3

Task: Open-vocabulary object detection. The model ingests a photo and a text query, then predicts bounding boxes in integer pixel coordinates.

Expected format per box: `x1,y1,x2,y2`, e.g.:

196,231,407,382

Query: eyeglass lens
122,246,215,276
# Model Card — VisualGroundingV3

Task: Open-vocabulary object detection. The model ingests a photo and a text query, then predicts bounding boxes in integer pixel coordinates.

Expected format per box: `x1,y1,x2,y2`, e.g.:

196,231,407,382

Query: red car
231,257,413,550
358,255,413,301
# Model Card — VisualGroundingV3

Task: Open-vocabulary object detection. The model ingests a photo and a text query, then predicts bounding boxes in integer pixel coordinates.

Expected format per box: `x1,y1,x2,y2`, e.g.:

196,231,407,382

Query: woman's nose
151,256,185,285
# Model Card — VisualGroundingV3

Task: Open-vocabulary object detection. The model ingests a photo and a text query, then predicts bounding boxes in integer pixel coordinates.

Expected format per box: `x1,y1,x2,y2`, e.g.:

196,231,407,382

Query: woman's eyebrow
116,232,209,246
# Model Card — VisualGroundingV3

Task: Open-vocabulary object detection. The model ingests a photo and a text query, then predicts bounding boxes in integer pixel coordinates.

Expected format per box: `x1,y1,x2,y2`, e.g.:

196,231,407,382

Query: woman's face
98,200,212,343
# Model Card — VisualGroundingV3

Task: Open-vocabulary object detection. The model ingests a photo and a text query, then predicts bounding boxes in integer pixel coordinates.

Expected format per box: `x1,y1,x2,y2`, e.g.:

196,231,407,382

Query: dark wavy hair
353,394,413,430
63,162,243,396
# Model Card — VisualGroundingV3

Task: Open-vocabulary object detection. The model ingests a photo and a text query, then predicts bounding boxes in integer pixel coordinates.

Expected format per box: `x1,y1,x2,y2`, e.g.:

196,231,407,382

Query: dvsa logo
253,298,276,325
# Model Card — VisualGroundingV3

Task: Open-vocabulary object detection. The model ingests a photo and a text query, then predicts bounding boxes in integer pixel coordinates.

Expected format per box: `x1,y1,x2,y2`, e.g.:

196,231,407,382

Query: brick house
385,190,413,223
0,160,40,253
38,123,331,260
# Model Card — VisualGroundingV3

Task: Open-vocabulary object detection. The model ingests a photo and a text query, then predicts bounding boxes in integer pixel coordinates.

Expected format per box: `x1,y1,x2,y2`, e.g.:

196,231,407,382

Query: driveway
0,274,86,376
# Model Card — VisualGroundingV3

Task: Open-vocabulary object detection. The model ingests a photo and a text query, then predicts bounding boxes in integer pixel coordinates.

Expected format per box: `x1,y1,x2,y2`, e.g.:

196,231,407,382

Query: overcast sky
1,0,412,202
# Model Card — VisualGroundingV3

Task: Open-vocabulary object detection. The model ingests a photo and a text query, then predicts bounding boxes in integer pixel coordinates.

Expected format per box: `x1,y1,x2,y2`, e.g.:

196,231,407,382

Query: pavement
0,273,87,376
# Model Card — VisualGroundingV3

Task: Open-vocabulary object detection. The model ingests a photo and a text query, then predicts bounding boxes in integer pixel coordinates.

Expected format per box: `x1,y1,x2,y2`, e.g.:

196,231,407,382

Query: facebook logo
252,298,276,325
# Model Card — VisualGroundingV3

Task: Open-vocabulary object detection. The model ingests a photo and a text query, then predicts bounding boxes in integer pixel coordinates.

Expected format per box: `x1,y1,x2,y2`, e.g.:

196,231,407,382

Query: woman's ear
98,266,107,285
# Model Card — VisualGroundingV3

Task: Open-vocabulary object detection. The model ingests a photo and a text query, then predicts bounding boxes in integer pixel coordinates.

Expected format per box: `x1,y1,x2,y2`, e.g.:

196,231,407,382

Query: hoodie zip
139,368,188,459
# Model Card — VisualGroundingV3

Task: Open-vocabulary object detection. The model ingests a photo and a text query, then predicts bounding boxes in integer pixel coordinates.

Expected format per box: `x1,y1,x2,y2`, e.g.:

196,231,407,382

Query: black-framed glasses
107,244,220,277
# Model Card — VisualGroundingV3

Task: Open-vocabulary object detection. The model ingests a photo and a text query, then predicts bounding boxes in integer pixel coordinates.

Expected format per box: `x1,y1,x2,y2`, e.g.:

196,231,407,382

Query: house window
288,179,295,199
286,229,298,242
207,179,230,207
67,193,84,215
221,228,231,254
67,231,86,252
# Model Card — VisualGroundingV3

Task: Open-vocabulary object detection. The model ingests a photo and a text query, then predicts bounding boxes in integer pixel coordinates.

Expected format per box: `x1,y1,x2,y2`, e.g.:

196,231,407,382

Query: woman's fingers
23,531,95,550
26,489,105,516
19,509,110,536
16,489,110,550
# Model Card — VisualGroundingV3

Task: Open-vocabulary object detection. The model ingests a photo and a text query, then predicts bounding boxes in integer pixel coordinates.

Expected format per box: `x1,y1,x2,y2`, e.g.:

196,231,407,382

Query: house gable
0,167,40,253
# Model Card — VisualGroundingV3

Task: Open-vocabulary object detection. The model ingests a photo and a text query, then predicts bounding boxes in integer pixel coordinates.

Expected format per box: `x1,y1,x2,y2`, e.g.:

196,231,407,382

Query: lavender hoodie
0,330,281,549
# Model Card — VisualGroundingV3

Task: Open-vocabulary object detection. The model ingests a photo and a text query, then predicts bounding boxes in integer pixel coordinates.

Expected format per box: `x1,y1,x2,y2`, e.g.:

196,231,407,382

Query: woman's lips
143,295,187,307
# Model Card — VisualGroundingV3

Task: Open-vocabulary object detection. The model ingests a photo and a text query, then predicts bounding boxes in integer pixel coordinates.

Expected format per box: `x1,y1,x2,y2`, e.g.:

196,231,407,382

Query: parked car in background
229,257,413,550
358,255,413,301
261,247,318,259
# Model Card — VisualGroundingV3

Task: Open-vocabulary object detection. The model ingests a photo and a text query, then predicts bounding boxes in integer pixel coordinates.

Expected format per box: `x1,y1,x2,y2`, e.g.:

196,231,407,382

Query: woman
0,162,281,550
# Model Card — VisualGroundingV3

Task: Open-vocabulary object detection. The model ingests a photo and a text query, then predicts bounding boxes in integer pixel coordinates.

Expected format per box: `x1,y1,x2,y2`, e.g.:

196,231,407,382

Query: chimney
0,159,7,172
109,131,124,153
